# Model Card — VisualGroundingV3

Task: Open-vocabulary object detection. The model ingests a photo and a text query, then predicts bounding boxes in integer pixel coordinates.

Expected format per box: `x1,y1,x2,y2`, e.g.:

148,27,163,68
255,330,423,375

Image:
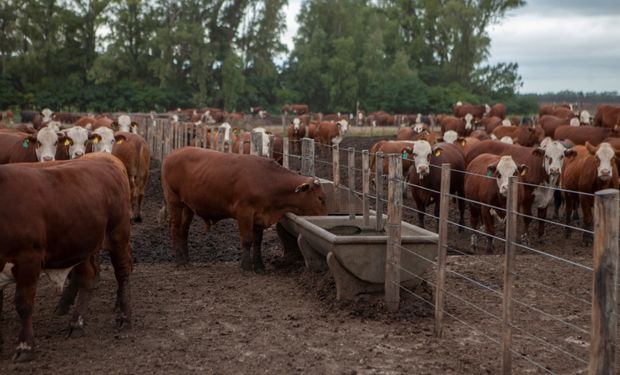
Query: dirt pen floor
0,135,614,374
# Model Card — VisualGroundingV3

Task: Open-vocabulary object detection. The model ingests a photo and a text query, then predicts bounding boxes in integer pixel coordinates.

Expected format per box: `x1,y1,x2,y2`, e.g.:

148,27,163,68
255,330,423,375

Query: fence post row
375,152,384,232
434,163,451,338
301,137,315,177
501,176,518,375
362,150,370,226
348,147,355,220
589,188,619,375
385,154,403,312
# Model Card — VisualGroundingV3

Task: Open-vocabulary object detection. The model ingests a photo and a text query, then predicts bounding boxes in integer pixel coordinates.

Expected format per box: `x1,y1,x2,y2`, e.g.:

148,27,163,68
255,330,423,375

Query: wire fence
137,120,619,375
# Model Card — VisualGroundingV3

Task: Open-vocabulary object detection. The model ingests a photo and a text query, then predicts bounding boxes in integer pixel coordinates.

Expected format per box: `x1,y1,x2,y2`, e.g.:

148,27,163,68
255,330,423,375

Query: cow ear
532,148,545,157
564,149,577,158
486,164,497,176
294,182,311,193
22,134,37,148
585,141,597,155
518,164,528,176
114,134,126,144
89,133,101,144
434,147,443,157
62,136,73,146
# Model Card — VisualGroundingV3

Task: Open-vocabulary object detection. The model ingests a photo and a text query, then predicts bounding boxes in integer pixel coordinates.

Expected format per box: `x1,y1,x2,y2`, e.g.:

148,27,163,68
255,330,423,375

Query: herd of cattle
1,101,620,362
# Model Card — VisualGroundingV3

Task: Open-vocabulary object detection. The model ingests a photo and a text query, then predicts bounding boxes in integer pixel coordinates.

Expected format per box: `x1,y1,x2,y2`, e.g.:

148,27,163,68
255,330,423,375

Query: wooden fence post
385,154,403,312
267,134,274,159
501,176,518,375
348,147,356,220
251,132,262,156
375,152,384,231
434,163,451,338
283,137,290,169
301,137,314,177
362,150,370,226
589,188,619,375
282,114,286,138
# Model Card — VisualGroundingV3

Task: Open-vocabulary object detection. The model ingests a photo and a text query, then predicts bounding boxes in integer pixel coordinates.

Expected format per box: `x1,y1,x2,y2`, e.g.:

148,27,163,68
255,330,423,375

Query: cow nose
74,151,84,158
549,167,560,175
499,186,508,196
601,169,611,176
43,156,53,162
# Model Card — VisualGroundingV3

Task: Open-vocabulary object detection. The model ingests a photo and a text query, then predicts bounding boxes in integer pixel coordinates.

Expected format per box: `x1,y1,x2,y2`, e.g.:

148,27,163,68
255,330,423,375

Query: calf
465,154,526,253
287,118,306,155
406,141,465,229
562,142,620,244
112,132,151,222
62,125,101,159
0,153,132,361
316,120,348,147
160,148,327,269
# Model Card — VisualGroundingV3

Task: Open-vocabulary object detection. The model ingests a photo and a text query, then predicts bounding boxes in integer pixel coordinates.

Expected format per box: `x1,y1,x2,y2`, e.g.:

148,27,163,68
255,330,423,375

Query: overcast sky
282,0,620,94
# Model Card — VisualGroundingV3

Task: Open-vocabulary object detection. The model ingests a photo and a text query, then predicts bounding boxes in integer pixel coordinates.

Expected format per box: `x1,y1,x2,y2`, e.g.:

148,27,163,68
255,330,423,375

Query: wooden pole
589,188,619,375
375,152,384,231
332,144,340,186
501,176,518,375
385,154,403,312
301,137,314,177
283,137,290,169
434,163,451,338
217,130,225,153
267,134,274,159
348,147,356,220
362,150,370,226
251,132,262,156
281,114,286,138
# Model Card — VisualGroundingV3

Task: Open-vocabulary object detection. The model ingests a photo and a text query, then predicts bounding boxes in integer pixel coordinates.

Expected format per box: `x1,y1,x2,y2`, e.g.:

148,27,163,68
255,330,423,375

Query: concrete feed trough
277,213,438,300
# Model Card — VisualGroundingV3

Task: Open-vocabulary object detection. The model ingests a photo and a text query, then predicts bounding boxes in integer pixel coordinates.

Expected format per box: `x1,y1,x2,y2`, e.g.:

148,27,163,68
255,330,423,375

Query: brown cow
0,127,69,164
593,104,620,128
488,103,506,119
93,116,114,129
465,154,527,253
282,104,309,115
367,111,395,126
562,142,620,244
481,116,506,134
492,126,544,147
540,115,579,137
315,120,349,147
470,130,491,141
112,132,150,222
322,113,348,122
453,102,488,120
75,116,98,128
539,104,573,118
396,127,437,144
307,121,319,140
0,153,132,361
287,117,307,155
554,125,619,146
160,148,327,269
368,140,416,184
406,142,465,229
438,114,473,136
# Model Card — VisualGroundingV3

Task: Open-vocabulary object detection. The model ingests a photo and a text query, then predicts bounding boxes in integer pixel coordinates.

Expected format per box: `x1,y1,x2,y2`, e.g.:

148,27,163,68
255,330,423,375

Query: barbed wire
512,242,592,272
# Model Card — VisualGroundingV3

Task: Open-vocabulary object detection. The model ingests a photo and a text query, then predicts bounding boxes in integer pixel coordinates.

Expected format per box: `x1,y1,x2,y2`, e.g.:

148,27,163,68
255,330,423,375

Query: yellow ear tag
434,149,442,157
117,139,124,144
64,139,71,146
520,169,526,176
93,138,99,144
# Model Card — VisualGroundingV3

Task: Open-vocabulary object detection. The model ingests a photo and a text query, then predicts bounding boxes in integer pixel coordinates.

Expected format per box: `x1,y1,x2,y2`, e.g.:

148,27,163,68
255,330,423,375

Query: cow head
580,110,592,125
337,119,348,135
33,126,65,162
41,108,54,123
63,126,95,159
464,113,473,130
92,127,123,153
219,122,232,142
501,119,511,127
413,123,425,133
500,136,513,144
456,101,463,106
410,140,434,179
484,104,491,115
442,130,458,144
292,117,301,131
487,155,527,196
293,178,327,216
537,140,568,181
569,117,580,127
587,142,618,181
117,114,132,132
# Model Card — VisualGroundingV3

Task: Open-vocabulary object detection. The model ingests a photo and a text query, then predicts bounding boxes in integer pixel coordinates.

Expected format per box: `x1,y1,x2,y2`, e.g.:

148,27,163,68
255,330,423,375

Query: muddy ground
0,135,611,374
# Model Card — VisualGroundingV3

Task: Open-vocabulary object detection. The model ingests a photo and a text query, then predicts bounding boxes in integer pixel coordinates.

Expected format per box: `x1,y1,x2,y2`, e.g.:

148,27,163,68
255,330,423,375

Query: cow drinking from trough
160,148,327,271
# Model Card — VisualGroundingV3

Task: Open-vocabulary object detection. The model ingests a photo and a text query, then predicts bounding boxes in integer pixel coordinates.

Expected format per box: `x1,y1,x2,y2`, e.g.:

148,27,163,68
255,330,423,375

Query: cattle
488,103,506,119
160,148,326,269
453,102,488,121
62,125,101,159
52,112,81,124
307,121,319,140
438,114,473,136
0,127,69,164
406,141,465,229
440,130,459,144
226,112,244,122
554,125,619,146
396,127,437,144
492,126,544,147
111,132,151,222
93,116,114,130
282,104,309,116
316,120,348,147
287,118,306,155
481,116,504,134
540,115,580,137
367,111,395,127
322,113,347,122
470,130,491,141
116,114,138,134
203,108,226,124
0,153,132,361
452,137,481,158
539,104,573,118
75,116,98,128
465,154,526,253
578,110,592,125
369,140,416,185
41,108,54,123
19,110,36,123
92,127,124,153
593,104,620,128
562,142,620,244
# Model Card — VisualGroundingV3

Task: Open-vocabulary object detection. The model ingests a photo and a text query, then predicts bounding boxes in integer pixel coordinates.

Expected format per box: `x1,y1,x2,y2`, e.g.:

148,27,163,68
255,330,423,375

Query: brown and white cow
62,125,101,159
369,140,417,185
562,142,620,244
282,104,309,116
453,102,488,122
465,154,527,253
160,148,327,269
438,114,473,136
488,103,506,119
316,120,348,147
0,126,69,164
287,117,306,155
554,125,619,146
540,115,580,137
593,104,620,128
0,153,132,361
481,116,505,134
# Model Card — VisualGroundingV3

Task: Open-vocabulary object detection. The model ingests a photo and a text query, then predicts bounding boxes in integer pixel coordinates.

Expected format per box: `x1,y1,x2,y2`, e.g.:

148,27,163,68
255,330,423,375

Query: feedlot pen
1,119,619,374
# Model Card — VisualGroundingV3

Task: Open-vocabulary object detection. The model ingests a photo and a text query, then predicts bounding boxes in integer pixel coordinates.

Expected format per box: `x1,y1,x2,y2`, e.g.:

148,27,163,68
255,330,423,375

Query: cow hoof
130,216,142,224
67,326,85,338
116,316,132,330
54,302,71,316
253,262,266,273
13,346,34,363
240,258,253,271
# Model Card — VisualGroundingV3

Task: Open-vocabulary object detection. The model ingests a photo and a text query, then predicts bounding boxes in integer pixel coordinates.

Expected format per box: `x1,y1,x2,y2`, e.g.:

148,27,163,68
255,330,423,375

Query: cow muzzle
549,167,560,176
599,169,612,180
417,165,429,177
42,156,54,162
499,185,508,196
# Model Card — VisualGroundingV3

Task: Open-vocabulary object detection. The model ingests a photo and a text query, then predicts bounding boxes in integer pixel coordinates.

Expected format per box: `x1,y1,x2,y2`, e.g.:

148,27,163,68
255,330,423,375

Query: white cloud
282,0,302,52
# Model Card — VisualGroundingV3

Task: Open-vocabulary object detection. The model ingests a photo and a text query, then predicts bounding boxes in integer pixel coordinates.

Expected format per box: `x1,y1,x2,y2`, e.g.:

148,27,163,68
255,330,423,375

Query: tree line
1,0,608,117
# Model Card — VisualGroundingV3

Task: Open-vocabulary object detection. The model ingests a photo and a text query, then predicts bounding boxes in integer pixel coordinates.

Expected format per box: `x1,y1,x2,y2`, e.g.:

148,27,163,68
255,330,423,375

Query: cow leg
564,193,575,239
54,273,79,316
481,208,495,254
13,261,41,362
469,204,481,252
251,226,266,272
238,217,254,271
415,200,426,229
129,177,139,222
67,261,97,338
520,200,532,246
580,195,594,246
553,190,562,220
106,226,132,329
457,195,465,231
536,207,548,239
170,202,193,265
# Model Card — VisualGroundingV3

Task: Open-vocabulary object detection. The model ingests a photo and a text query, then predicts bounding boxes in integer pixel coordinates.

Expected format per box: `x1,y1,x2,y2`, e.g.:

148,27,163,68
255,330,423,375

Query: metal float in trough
277,213,438,300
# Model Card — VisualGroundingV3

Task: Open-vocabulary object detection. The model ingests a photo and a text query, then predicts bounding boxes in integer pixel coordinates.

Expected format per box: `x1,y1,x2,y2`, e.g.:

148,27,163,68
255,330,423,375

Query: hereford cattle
307,121,319,140
322,113,347,122
488,103,506,119
562,142,619,244
316,120,348,147
287,118,306,155
62,125,101,159
396,127,437,144
540,115,580,137
492,126,544,147
470,130,491,141
116,114,138,133
203,108,226,124
554,125,619,146
91,127,125,153
481,116,504,134
52,112,81,124
367,111,395,127
453,102,488,121
93,116,114,130
226,112,244,122
438,114,473,136
440,130,459,144
369,140,416,185
465,154,526,253
160,148,326,269
406,141,465,229
0,127,69,164
250,106,264,115
578,110,592,125
75,116,98,128
111,132,151,222
0,153,132,361
539,104,573,118
593,104,620,128
282,104,309,116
